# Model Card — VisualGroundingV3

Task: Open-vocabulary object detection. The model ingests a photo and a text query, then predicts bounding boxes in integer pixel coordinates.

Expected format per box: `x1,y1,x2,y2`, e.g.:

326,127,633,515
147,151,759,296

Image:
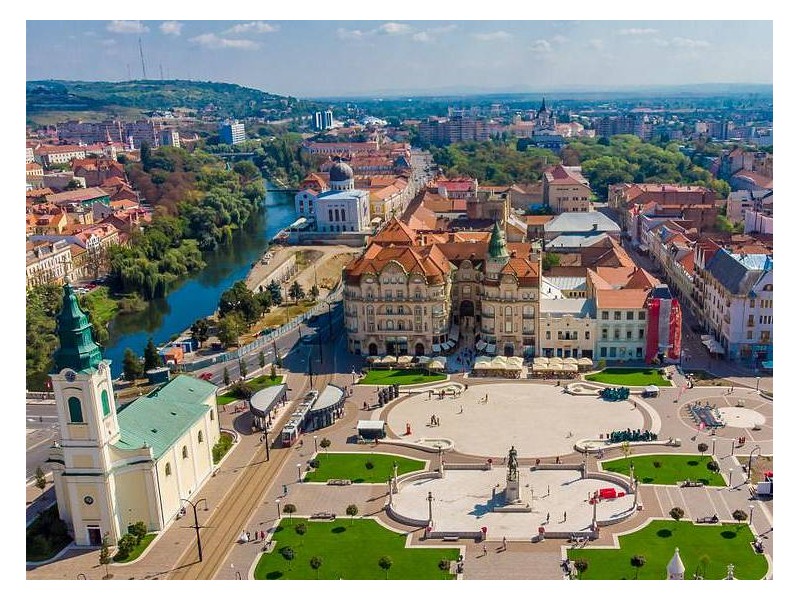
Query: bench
326,479,352,486
310,512,337,520
695,515,719,524
681,480,705,488
442,536,459,542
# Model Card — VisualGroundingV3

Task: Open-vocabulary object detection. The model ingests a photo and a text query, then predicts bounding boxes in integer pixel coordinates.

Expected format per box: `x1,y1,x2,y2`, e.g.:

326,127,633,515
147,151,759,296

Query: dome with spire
329,158,354,182
488,220,510,260
53,283,103,373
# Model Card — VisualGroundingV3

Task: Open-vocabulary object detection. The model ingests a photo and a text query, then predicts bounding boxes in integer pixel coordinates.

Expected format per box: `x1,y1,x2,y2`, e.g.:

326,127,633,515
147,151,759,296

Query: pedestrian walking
483,544,487,556
546,512,550,523
459,405,463,413
283,484,288,496
502,537,507,551
260,530,265,541
547,485,550,496
563,511,567,522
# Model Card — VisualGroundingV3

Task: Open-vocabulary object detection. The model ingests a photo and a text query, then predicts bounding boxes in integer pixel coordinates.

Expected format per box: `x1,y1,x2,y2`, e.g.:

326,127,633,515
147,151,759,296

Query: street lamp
313,436,318,453
756,377,761,391
297,463,302,482
180,498,209,563
747,445,761,481
749,504,755,525
275,498,281,519
728,468,735,488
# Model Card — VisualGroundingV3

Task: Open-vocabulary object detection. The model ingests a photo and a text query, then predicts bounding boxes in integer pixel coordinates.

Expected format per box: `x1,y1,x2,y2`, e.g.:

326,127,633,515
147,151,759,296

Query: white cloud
189,33,259,50
530,39,552,54
412,32,432,43
429,24,457,34
472,31,512,42
551,34,568,45
224,21,279,35
107,20,149,34
100,39,117,46
379,22,411,35
336,28,367,41
617,28,659,35
588,39,605,50
160,21,183,36
670,37,711,48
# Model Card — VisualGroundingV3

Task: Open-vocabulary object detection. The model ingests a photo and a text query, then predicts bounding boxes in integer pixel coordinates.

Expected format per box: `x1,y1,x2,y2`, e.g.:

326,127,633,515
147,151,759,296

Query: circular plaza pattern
386,383,647,458
717,406,766,429
391,469,631,540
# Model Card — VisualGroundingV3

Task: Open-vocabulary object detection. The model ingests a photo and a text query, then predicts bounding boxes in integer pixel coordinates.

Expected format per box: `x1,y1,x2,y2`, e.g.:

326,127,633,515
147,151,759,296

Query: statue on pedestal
507,445,518,481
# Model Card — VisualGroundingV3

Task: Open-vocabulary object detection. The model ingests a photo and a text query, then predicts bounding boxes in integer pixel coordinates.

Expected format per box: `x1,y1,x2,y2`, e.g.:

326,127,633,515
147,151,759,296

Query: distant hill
26,79,318,119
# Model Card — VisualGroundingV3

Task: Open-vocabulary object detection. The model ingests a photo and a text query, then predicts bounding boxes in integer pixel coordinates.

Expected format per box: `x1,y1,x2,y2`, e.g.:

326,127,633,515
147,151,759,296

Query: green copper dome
488,220,509,260
53,284,103,372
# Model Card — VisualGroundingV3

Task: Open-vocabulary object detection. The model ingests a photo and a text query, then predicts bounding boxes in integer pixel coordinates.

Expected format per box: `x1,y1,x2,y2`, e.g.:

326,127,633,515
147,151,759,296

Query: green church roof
53,284,103,373
488,220,509,259
114,375,217,460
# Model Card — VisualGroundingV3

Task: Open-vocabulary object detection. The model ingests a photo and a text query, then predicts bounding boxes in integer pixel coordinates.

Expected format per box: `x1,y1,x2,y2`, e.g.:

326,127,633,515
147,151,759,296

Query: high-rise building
323,110,334,129
219,120,246,145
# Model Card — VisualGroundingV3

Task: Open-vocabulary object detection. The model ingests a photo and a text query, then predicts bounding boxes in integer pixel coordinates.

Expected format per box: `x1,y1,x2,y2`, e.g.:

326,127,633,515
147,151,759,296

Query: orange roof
596,288,649,309
345,242,451,285
524,215,554,225
500,257,540,284
371,217,417,245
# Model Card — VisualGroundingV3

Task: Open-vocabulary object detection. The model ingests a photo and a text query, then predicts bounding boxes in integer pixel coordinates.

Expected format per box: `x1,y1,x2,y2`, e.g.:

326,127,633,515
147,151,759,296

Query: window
182,446,188,459
626,311,634,320
602,311,609,320
636,347,642,358
613,329,620,340
610,347,617,358
100,390,110,417
165,462,172,476
638,329,644,339
600,347,607,358
626,330,632,340
614,311,621,320
210,410,214,422
750,298,756,308
328,209,333,222
601,328,608,340
585,331,590,340
67,397,83,423
747,330,753,339
198,431,204,443
546,331,551,340
638,311,646,320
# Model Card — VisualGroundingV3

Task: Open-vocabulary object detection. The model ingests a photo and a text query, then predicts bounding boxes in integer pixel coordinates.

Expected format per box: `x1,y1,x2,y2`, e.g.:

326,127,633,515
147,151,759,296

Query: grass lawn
216,374,283,405
254,518,458,580
585,368,671,387
304,452,426,483
568,520,767,579
113,533,157,563
358,369,446,386
601,454,726,486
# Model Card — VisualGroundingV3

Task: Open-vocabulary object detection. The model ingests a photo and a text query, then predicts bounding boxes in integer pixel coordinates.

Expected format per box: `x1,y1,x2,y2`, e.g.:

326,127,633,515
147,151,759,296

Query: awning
417,355,432,364
432,343,441,353
476,340,487,351
485,344,496,355
702,339,725,354
397,355,413,365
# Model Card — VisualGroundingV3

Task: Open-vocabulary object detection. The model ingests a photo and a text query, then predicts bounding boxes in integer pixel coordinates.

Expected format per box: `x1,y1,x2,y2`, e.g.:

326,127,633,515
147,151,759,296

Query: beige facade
538,299,596,359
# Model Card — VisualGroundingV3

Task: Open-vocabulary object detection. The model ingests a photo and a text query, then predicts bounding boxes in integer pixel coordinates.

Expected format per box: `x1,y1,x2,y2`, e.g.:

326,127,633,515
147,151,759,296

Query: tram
280,390,318,447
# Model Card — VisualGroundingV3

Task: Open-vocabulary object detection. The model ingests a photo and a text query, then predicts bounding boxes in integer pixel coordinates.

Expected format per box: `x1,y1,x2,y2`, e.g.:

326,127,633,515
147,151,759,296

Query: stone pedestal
505,478,521,504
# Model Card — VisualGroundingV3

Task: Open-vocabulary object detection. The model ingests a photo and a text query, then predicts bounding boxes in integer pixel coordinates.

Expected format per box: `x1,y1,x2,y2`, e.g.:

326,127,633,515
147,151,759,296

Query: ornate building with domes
46,284,220,546
311,157,371,233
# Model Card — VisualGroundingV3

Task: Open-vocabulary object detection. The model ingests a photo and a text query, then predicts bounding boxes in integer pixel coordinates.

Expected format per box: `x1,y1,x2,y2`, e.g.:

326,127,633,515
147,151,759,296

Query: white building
219,120,246,145
314,159,370,233
47,285,221,546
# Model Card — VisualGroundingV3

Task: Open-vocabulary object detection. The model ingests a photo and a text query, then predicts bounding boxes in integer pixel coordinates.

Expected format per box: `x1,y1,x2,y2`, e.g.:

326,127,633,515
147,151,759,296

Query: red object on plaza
598,488,617,500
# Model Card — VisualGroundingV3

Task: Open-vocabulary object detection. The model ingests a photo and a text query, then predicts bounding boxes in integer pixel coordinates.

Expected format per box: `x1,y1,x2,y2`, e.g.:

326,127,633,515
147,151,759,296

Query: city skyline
26,20,773,98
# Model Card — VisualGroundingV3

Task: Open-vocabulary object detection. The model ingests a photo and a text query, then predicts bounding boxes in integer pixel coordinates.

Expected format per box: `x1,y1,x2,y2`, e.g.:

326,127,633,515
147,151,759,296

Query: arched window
182,446,188,459
198,431,204,443
165,462,172,476
100,390,110,417
209,410,215,421
67,397,83,423
328,209,334,222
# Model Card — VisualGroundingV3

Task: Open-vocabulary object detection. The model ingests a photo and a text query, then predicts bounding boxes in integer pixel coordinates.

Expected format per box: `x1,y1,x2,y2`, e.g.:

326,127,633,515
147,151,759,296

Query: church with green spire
47,284,222,547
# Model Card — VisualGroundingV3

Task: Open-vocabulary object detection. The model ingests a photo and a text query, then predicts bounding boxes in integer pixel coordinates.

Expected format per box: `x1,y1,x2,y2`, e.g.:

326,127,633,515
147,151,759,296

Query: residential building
418,116,490,145
700,250,773,363
160,128,180,148
47,285,221,546
538,298,596,358
542,165,593,213
26,240,73,289
219,120,246,145
544,211,621,246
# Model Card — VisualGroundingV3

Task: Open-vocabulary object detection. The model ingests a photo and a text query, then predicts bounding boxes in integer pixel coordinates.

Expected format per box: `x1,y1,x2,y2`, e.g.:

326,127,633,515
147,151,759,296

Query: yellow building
47,285,220,546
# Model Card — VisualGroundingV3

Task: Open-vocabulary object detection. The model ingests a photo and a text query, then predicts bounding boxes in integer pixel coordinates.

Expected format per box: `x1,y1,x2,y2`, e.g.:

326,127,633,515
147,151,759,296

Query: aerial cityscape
24,19,774,584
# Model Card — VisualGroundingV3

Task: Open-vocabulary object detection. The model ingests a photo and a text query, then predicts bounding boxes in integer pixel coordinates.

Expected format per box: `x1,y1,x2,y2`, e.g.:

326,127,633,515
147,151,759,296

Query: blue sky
26,20,772,98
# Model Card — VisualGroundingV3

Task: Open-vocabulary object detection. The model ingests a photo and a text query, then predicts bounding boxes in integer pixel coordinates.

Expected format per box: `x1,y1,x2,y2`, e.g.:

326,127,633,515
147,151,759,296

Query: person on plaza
502,537,507,551
563,511,567,522
546,512,550,523
260,530,265,541
482,544,487,556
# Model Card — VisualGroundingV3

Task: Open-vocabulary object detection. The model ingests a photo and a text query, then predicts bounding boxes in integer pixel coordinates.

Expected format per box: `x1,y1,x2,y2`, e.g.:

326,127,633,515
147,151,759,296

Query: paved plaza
386,383,646,457
392,469,631,539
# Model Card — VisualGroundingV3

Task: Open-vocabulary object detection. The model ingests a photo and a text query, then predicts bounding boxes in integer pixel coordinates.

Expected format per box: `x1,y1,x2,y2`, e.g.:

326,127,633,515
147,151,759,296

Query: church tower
48,284,122,546
485,220,511,281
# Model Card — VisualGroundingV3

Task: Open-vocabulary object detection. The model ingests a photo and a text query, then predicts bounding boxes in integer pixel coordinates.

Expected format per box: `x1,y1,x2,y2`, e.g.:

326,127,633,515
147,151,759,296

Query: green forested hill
26,79,318,120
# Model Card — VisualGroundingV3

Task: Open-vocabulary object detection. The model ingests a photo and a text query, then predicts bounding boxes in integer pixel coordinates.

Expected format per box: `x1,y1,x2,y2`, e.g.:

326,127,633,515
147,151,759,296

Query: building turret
53,284,103,372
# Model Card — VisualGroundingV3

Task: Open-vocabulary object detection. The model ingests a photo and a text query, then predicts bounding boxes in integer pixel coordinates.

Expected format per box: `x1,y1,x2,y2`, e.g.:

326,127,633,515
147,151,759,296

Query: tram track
168,351,335,579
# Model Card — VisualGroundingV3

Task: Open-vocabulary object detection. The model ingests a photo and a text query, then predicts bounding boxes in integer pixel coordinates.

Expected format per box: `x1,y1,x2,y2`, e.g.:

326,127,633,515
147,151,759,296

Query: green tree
223,366,231,386
310,284,320,301
270,363,277,379
289,280,305,304
346,503,359,523
574,558,588,579
190,318,210,347
732,509,748,526
217,314,245,348
122,348,143,381
143,338,161,371
542,253,560,271
239,358,248,379
114,533,137,561
697,442,709,457
99,534,113,579
319,438,331,454
267,280,283,305
378,555,393,579
309,555,323,579
280,545,295,571
35,466,47,491
283,503,297,522
630,555,646,579
669,506,685,528
129,521,147,544
259,350,266,370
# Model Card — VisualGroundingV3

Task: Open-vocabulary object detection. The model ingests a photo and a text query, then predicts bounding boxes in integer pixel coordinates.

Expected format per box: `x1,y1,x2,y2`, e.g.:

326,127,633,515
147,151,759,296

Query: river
102,187,297,377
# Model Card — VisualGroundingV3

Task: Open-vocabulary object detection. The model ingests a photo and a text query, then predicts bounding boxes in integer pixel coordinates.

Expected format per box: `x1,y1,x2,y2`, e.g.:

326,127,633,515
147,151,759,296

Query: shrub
280,546,295,560
230,381,254,399
732,509,748,523
309,458,320,469
365,460,374,470
707,460,720,473
114,533,138,561
294,523,307,535
213,433,234,463
128,521,147,544
439,559,451,571
653,460,662,469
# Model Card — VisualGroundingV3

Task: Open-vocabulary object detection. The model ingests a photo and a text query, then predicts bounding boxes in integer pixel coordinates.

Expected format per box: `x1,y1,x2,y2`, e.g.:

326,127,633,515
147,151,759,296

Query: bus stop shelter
249,383,287,431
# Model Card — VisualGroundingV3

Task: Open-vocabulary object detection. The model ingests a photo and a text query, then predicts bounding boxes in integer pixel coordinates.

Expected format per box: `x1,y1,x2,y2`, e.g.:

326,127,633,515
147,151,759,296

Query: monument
493,445,531,512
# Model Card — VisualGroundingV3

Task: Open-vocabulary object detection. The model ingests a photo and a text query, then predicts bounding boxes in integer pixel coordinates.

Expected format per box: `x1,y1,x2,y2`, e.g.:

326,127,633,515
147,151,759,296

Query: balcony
522,313,535,320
